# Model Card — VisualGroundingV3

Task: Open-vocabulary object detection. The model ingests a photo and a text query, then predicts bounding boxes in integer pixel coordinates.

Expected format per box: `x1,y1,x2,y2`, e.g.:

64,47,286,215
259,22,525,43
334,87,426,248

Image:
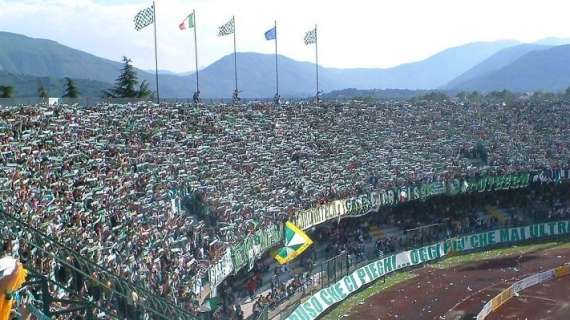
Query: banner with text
286,220,570,320
293,171,535,230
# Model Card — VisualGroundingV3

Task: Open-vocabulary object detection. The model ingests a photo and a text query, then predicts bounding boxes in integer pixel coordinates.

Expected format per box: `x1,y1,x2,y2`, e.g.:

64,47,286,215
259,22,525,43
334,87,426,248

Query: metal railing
0,210,197,320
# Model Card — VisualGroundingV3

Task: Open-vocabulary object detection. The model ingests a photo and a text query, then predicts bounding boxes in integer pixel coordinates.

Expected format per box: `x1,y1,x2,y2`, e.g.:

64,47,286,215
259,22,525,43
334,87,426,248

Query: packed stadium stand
0,100,569,319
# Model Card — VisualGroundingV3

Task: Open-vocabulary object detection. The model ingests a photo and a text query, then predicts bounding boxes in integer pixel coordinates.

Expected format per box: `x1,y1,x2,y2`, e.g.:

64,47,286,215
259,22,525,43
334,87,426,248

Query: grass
432,240,570,269
320,272,416,320
320,240,570,319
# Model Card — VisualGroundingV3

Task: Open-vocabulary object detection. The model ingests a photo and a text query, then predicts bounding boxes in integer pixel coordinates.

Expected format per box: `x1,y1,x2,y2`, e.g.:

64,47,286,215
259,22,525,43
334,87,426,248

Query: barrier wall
476,264,570,319
285,220,570,320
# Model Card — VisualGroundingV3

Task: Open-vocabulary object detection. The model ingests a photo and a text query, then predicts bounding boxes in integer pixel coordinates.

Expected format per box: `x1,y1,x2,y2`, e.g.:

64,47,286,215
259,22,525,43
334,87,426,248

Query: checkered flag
304,28,317,45
134,4,154,31
218,17,235,37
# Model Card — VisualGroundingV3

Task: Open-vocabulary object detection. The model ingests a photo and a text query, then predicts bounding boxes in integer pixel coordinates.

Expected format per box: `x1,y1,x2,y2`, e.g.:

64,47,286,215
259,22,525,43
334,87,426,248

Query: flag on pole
134,4,155,31
218,17,235,37
274,222,313,265
179,12,195,30
264,26,276,40
304,28,317,45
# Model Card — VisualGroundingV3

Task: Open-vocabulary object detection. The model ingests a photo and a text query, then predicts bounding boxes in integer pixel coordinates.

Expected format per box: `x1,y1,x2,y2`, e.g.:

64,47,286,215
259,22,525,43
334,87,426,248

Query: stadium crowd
248,182,570,317
0,100,569,316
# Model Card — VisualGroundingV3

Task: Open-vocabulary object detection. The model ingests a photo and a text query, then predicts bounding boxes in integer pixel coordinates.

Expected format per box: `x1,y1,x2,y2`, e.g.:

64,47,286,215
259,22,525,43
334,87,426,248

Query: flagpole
315,24,319,104
193,9,199,93
152,0,160,104
233,16,238,95
275,20,279,98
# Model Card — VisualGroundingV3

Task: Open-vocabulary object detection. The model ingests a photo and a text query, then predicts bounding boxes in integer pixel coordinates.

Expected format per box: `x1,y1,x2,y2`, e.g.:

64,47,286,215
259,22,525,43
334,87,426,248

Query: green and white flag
179,12,195,30
304,28,317,45
134,4,154,31
218,17,235,37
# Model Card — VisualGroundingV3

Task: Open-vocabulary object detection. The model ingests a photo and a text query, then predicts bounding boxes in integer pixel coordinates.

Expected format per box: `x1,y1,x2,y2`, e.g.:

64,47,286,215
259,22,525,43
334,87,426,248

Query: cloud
1,0,570,72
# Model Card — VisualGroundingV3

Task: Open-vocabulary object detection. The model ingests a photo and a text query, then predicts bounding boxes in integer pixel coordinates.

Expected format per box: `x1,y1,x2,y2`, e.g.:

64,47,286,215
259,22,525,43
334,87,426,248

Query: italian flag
179,12,195,30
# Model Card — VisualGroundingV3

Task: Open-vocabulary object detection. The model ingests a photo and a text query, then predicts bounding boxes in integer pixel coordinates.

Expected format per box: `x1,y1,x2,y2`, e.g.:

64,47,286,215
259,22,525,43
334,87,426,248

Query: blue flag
264,26,276,40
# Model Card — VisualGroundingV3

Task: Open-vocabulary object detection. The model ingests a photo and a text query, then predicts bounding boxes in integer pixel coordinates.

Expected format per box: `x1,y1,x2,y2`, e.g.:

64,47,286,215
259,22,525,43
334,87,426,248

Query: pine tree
63,78,79,98
38,82,49,99
0,86,14,98
105,56,150,98
136,80,152,99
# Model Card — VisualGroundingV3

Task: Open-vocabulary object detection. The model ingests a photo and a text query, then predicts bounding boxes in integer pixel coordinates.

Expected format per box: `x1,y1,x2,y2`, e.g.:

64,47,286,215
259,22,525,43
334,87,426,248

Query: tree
38,82,49,99
105,56,151,99
0,86,13,98
63,78,79,98
136,80,152,99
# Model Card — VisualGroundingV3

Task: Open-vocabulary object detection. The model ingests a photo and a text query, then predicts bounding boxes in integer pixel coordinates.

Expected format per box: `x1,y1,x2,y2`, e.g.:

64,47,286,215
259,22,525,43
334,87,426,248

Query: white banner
287,220,570,320
208,249,233,296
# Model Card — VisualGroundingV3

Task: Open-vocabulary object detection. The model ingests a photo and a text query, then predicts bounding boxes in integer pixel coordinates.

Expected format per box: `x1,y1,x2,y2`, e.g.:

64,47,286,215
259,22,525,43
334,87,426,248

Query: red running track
345,245,570,320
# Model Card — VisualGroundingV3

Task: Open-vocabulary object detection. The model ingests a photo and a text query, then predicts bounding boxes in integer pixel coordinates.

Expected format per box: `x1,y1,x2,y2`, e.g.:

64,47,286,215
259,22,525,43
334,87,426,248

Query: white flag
134,4,154,31
304,28,317,45
218,17,235,37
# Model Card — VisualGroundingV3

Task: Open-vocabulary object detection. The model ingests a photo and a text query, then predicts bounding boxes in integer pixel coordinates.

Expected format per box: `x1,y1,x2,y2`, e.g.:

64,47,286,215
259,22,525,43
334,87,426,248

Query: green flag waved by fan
274,222,313,265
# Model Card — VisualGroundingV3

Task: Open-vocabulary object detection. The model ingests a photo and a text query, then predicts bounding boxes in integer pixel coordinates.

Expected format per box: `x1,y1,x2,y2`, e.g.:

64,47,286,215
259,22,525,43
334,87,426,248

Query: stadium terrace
1,100,570,315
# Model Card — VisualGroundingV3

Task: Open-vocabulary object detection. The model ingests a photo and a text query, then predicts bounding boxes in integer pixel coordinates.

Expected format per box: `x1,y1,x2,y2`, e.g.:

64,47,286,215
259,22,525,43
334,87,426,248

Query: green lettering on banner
323,287,336,302
495,176,504,190
287,219,570,320
511,228,520,241
343,276,354,292
504,175,512,189
539,223,546,237
296,305,309,320
558,222,568,235
478,233,488,247
370,192,379,207
530,224,540,238
428,244,440,259
357,269,367,285
549,222,557,235
304,301,317,318
483,176,492,191
488,231,496,245
500,229,510,242
310,297,323,313
320,289,334,305
470,235,479,248
363,264,375,281
376,260,385,276
419,247,429,262
349,274,359,288
334,282,347,299
368,262,380,279
386,255,396,272
479,176,488,192
455,237,465,251
519,227,527,240
443,239,453,254
410,250,419,265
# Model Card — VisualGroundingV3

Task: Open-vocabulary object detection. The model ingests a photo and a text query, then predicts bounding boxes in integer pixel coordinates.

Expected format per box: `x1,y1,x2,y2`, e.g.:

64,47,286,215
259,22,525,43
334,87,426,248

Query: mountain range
1,31,570,98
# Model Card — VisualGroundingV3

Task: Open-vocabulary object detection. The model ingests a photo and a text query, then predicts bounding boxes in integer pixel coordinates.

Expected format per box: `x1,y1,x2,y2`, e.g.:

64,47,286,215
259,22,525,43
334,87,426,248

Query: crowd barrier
198,169,570,297
476,263,570,319
285,220,570,320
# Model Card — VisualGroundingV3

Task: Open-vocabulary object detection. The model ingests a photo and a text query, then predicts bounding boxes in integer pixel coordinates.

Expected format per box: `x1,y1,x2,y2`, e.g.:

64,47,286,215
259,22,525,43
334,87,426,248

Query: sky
1,0,570,73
